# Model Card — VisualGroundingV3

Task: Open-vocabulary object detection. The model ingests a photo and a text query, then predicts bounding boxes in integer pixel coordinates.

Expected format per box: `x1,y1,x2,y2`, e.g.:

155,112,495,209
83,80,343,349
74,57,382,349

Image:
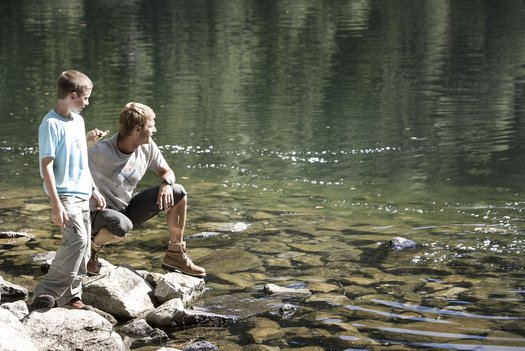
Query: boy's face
70,88,92,114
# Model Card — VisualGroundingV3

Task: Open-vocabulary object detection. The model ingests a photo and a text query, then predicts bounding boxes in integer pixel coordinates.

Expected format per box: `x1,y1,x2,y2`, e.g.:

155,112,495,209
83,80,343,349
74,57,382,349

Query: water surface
1,1,525,350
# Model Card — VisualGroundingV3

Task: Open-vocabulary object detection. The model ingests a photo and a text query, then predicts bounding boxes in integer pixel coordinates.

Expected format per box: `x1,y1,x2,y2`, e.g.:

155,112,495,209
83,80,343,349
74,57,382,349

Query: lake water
1,1,525,350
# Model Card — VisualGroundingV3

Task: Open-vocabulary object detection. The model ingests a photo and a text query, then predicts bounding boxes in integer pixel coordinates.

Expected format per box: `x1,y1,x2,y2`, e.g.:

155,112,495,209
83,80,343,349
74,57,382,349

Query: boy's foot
65,297,92,310
30,294,55,311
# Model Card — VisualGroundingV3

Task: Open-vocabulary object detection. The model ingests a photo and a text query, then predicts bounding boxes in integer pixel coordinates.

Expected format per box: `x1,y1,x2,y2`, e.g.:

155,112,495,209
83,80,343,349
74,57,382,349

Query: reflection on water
1,0,525,350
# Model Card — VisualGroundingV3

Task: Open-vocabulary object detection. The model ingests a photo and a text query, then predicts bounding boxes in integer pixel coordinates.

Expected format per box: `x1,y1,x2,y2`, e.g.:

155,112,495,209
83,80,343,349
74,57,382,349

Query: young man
87,102,205,278
32,70,106,310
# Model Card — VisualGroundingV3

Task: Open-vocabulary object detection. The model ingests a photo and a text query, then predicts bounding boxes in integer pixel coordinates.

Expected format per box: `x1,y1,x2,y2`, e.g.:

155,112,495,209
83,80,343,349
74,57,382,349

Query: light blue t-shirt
38,109,92,199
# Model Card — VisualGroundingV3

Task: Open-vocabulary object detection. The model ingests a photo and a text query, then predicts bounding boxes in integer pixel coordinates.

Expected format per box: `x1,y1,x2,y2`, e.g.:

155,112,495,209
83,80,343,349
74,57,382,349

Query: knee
107,216,133,237
172,183,187,205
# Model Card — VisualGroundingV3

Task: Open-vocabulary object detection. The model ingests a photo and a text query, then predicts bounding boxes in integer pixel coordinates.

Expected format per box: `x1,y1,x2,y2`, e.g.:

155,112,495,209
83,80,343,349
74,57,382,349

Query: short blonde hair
56,70,93,99
119,102,156,136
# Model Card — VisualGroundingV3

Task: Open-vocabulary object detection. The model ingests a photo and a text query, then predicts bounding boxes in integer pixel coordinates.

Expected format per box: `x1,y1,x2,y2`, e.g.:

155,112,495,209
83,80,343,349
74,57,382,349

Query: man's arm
86,129,109,148
90,173,106,210
41,157,69,228
157,166,176,211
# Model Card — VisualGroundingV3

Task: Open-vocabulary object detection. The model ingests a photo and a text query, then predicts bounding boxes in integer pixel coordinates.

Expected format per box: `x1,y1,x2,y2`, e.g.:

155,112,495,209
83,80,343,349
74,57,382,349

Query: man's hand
87,129,110,147
157,183,175,211
51,202,69,228
92,189,106,210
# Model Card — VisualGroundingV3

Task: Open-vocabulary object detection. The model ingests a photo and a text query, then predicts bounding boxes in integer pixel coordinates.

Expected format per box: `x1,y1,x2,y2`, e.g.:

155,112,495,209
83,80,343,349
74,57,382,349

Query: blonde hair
119,102,156,136
56,70,93,99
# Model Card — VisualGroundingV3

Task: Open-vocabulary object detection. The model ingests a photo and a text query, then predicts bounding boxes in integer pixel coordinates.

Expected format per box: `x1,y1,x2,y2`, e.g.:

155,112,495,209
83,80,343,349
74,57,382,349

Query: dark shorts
91,184,187,237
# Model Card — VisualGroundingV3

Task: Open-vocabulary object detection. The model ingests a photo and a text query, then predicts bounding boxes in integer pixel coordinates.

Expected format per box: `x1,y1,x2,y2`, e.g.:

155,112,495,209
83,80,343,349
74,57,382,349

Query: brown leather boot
87,242,103,276
162,241,206,278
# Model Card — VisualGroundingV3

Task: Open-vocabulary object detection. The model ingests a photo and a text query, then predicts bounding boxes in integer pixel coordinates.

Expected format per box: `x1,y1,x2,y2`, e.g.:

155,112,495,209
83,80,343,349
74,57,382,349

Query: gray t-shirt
88,134,168,211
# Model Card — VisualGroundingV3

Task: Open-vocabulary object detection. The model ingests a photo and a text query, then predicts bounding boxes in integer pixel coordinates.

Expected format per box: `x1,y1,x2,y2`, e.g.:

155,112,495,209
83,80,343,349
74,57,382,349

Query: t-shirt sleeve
148,140,169,174
38,119,59,160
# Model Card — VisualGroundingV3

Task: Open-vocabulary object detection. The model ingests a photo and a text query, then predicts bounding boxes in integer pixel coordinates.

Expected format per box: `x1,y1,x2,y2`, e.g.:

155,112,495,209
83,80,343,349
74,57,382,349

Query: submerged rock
263,283,312,297
183,340,219,351
279,303,298,319
0,231,33,239
388,237,418,250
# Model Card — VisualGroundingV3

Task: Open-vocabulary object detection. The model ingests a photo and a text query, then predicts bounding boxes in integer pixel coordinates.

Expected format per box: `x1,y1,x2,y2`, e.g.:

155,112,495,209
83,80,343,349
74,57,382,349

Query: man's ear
70,92,77,100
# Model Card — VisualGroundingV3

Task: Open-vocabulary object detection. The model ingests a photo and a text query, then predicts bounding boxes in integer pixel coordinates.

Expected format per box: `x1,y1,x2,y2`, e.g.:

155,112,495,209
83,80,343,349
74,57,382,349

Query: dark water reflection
1,1,525,350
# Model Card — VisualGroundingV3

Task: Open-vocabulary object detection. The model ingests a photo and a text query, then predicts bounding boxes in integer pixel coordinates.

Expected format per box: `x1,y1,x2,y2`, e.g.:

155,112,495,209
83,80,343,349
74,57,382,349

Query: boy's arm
41,157,69,228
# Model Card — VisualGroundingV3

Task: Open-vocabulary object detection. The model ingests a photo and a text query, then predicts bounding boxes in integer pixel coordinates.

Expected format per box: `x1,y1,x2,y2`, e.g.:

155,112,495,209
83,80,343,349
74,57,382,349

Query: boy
31,70,105,310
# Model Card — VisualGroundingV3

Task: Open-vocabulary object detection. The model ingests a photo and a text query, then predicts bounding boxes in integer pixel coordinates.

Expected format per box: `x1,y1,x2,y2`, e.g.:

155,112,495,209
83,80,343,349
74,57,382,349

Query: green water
1,1,525,350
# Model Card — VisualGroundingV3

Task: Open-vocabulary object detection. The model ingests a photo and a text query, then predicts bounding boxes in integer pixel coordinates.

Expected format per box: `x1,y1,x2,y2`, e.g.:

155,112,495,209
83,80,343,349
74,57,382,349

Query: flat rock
146,298,237,328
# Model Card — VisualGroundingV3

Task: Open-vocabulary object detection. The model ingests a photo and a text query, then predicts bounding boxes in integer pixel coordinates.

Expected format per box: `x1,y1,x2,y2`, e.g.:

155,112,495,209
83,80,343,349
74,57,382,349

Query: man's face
137,118,156,144
71,89,92,114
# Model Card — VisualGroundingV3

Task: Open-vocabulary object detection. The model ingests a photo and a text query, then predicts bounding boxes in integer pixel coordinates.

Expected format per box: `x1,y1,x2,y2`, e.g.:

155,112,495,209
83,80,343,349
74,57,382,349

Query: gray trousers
33,196,91,307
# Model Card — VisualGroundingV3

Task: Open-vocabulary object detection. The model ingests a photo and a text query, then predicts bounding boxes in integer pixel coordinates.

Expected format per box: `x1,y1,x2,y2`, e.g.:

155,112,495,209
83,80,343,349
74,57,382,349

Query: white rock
154,272,206,306
24,308,124,351
0,300,29,320
83,266,156,320
0,308,37,351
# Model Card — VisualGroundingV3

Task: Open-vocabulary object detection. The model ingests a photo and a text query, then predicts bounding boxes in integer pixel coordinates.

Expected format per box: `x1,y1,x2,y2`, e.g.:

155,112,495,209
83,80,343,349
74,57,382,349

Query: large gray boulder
82,266,156,320
0,308,38,351
154,272,206,306
23,308,125,351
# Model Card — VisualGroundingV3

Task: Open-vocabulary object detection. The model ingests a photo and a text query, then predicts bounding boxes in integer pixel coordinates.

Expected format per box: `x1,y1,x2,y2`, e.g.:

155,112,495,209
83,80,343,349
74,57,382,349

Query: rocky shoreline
0,256,238,351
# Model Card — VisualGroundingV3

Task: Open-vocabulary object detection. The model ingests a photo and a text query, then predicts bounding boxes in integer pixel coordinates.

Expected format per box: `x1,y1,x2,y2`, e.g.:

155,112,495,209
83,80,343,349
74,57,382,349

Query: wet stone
307,281,341,293
201,249,262,274
214,272,269,289
429,286,469,299
248,318,285,344
265,257,292,268
250,242,292,254
306,293,350,306
292,254,324,266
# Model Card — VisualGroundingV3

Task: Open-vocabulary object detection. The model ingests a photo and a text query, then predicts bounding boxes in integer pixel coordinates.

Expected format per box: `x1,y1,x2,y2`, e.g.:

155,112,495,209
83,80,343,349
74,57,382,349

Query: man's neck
116,134,139,154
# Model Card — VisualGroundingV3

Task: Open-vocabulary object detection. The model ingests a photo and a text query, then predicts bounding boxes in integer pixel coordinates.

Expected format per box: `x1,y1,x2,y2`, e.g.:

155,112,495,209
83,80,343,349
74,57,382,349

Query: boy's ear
70,92,77,100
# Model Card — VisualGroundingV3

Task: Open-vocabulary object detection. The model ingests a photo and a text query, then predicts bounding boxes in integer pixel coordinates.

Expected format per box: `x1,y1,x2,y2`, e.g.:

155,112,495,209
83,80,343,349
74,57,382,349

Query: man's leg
125,184,205,277
88,209,132,275
167,194,187,243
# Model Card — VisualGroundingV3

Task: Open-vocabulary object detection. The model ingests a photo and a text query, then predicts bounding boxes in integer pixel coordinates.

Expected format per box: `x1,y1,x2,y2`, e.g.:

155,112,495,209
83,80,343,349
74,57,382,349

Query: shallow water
1,1,525,350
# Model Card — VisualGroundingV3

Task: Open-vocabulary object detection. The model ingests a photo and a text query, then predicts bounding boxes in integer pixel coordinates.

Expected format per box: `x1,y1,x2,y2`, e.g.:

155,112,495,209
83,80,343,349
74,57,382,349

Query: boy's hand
92,189,106,210
87,129,110,147
52,203,69,228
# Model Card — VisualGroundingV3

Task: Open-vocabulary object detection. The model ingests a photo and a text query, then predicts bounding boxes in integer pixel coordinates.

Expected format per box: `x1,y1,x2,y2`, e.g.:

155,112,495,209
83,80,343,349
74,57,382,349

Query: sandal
65,297,92,310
